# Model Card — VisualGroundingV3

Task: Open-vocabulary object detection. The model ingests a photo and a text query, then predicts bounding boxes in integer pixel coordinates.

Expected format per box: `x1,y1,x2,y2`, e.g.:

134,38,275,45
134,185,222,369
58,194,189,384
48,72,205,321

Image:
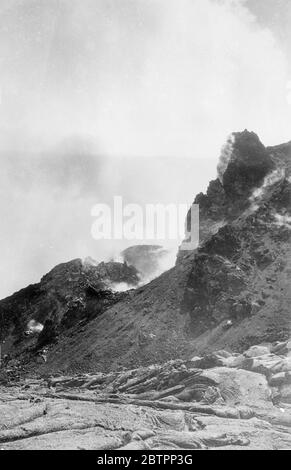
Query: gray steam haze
0,0,291,298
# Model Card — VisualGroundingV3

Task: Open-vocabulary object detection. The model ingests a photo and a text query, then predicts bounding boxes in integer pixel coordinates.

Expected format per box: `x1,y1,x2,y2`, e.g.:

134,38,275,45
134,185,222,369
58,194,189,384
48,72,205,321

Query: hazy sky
0,0,291,297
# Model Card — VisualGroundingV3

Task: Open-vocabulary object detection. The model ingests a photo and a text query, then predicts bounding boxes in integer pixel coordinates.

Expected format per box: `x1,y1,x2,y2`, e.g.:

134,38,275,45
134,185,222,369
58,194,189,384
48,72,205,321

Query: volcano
1,131,291,450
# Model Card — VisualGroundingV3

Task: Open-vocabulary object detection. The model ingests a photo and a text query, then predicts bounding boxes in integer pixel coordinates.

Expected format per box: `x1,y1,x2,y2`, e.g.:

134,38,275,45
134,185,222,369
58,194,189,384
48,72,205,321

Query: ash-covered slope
1,130,291,375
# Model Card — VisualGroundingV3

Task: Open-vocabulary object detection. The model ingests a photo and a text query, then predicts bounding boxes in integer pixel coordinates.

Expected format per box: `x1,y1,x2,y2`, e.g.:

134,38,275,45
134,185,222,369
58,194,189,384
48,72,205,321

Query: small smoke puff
249,168,285,207
112,253,126,264
27,320,44,333
108,282,134,292
274,213,291,229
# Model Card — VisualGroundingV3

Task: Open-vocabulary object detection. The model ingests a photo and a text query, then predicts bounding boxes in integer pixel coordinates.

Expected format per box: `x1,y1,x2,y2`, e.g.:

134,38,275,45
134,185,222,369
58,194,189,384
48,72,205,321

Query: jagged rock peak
217,130,274,197
182,130,286,257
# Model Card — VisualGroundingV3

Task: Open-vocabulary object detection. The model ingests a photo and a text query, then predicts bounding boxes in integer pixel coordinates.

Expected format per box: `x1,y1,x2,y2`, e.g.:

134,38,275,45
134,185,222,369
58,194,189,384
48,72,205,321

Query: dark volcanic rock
87,260,139,286
218,130,274,198
183,131,276,249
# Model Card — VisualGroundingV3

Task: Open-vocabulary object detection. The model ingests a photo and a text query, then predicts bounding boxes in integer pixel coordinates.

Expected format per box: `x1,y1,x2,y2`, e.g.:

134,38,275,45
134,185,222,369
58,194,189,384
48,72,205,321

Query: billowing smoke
217,134,236,183
137,247,177,286
121,244,177,286
108,244,177,291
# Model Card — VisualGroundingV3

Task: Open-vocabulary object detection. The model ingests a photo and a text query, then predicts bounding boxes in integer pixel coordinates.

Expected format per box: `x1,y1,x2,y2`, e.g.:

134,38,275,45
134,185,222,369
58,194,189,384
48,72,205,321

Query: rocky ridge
0,258,139,367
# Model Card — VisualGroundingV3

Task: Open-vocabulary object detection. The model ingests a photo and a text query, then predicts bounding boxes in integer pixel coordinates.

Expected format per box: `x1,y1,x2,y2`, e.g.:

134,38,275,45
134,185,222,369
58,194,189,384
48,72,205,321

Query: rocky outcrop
218,130,274,198
183,131,277,247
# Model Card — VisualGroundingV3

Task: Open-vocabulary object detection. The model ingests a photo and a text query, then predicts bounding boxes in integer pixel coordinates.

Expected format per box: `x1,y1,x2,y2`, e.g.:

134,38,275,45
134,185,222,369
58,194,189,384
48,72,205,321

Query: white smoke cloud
134,247,177,287
111,244,177,290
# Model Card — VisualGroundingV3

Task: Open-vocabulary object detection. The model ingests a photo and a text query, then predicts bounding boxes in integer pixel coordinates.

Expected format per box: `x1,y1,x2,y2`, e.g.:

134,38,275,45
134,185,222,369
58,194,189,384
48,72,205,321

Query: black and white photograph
0,0,291,454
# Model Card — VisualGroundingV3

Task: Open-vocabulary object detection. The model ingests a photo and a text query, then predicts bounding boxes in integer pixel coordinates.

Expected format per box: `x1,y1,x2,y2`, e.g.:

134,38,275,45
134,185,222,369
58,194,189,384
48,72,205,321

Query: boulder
278,384,291,404
282,357,291,372
200,367,271,407
222,355,246,369
189,357,203,368
243,345,271,358
243,354,284,377
268,372,287,387
215,350,233,359
270,341,288,355
190,353,229,369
